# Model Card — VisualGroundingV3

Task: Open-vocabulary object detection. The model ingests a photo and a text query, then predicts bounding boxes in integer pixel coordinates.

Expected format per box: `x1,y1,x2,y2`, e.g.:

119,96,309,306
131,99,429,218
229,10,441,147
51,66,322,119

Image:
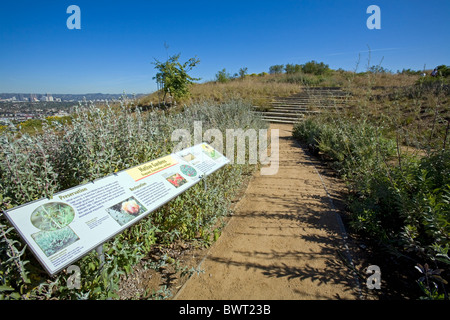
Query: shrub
285,64,302,74
215,68,231,83
436,65,450,78
238,67,248,80
269,65,284,75
152,53,201,102
293,116,396,175
398,68,423,76
293,114,449,298
302,60,330,75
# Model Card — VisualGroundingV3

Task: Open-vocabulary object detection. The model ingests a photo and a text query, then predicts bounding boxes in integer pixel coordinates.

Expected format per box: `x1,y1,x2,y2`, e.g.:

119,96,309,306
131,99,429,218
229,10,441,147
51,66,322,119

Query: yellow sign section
126,155,178,181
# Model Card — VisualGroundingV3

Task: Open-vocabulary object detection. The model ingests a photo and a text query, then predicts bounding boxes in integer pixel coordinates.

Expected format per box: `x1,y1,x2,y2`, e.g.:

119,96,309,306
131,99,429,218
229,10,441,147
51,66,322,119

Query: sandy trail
174,123,361,300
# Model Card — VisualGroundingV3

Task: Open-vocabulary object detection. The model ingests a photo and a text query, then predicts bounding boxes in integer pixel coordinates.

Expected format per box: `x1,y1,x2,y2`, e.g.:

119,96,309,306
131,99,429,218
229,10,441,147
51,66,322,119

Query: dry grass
308,71,449,150
190,78,302,104
345,72,419,89
137,71,449,148
138,74,304,107
138,71,424,108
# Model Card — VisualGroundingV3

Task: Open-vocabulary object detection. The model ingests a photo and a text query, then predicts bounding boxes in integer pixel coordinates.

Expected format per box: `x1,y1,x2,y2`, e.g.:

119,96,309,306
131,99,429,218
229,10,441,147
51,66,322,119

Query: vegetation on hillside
0,98,267,299
152,53,201,104
138,59,431,109
1,54,449,300
292,65,449,299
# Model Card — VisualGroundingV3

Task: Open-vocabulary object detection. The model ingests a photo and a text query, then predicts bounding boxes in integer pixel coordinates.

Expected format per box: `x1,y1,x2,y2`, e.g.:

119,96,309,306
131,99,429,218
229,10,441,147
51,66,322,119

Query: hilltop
138,64,449,149
138,66,428,108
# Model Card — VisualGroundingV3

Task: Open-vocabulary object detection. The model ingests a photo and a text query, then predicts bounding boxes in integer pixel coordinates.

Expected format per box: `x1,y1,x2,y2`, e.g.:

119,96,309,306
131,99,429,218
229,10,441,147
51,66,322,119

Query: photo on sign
106,196,147,226
165,172,188,188
201,144,221,160
30,202,75,232
182,153,195,162
31,226,80,257
180,164,197,177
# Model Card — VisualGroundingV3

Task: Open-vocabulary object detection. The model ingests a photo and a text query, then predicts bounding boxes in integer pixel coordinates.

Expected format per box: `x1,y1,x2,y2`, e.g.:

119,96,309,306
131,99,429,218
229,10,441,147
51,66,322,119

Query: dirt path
174,123,362,300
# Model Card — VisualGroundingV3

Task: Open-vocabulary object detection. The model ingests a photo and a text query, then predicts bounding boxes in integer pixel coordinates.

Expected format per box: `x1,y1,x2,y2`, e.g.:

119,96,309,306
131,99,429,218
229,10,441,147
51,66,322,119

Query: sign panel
4,143,229,275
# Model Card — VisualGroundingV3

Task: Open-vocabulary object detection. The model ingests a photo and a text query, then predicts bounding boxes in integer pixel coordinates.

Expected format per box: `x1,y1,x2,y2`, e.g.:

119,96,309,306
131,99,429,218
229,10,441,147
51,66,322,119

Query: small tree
285,64,302,74
152,53,200,103
215,68,231,83
238,67,248,80
367,65,391,74
302,60,330,75
269,65,284,75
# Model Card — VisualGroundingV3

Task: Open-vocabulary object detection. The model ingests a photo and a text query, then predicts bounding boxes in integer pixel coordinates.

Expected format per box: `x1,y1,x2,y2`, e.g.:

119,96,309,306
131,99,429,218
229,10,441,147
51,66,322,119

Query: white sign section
4,143,229,275
175,143,229,176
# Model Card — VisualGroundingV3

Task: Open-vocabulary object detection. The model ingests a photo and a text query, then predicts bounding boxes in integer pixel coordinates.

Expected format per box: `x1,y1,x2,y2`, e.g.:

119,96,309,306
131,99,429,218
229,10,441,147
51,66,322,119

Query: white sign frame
4,143,229,275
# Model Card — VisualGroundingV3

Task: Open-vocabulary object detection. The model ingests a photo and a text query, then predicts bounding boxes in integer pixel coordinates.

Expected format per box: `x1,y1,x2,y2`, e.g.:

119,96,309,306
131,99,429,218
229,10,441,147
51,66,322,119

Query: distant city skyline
1,0,449,94
0,92,143,102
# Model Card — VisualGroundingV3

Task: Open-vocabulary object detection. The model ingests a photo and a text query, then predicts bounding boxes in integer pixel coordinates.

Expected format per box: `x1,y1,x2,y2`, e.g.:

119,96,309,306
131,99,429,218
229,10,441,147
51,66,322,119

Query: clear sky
1,0,449,94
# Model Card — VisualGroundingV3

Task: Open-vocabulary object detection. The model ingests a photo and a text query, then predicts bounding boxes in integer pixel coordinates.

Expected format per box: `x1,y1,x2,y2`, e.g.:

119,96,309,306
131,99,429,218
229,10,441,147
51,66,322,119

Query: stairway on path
256,87,351,124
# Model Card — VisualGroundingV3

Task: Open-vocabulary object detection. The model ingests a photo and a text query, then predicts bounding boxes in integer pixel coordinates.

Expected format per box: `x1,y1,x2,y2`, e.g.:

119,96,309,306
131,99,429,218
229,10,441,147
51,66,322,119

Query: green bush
285,64,302,74
302,60,331,75
152,53,201,102
293,116,449,298
436,65,450,78
347,150,450,259
293,116,396,175
268,65,284,75
398,68,423,76
215,68,231,83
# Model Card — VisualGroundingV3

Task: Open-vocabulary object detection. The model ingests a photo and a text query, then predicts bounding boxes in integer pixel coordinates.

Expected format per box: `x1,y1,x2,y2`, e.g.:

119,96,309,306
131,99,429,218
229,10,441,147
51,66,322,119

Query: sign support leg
200,174,207,191
96,244,105,268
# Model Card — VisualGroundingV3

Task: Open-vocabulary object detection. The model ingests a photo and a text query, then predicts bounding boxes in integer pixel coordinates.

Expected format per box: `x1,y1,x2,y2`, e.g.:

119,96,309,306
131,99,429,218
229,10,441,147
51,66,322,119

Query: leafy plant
415,263,448,300
238,67,248,80
269,65,284,75
292,73,449,298
436,65,450,78
215,68,231,83
285,63,302,74
152,53,200,103
302,60,330,75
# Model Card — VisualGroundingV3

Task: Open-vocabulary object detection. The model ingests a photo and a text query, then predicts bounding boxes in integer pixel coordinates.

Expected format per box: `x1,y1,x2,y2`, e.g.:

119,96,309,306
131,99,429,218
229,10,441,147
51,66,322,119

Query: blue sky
1,0,449,94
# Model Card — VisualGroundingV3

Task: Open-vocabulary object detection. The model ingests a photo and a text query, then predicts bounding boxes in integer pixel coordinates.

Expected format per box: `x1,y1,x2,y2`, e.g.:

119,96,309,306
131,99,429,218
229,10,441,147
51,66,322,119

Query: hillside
1,63,448,301
138,69,423,108
139,67,449,150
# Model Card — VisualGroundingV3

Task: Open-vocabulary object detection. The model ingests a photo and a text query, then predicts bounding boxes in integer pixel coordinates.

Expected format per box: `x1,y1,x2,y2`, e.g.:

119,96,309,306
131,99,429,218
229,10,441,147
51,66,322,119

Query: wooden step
271,107,309,112
261,116,303,124
271,108,321,114
270,103,311,107
256,87,349,124
263,113,302,118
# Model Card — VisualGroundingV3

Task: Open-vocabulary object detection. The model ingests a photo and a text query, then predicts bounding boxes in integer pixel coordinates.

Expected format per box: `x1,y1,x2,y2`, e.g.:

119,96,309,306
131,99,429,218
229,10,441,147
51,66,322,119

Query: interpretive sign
4,143,229,275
